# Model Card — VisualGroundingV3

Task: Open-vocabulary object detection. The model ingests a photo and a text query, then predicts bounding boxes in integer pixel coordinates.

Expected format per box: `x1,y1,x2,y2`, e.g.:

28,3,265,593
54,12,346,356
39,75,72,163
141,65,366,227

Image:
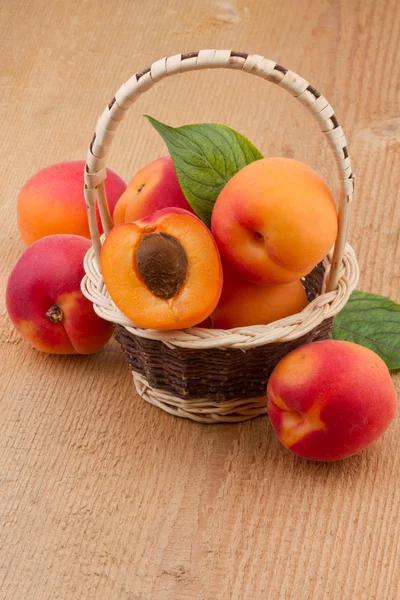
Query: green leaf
331,290,400,370
145,115,263,226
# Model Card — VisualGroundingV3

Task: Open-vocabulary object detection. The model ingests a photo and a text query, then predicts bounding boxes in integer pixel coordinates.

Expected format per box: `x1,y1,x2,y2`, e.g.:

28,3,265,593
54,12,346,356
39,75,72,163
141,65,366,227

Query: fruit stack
7,161,126,355
83,116,354,412
6,51,398,461
102,155,337,331
8,145,394,462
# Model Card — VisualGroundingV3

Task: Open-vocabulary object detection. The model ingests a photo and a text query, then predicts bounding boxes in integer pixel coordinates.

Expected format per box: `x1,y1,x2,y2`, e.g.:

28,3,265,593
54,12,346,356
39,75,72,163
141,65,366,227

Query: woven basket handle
84,50,354,292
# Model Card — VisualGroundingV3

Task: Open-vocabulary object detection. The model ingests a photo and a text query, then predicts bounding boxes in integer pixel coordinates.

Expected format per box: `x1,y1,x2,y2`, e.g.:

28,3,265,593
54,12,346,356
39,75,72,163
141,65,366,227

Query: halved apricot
101,208,223,330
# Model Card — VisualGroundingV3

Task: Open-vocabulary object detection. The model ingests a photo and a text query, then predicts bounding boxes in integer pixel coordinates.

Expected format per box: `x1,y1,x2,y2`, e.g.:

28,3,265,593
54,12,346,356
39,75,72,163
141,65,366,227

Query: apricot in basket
212,157,338,284
101,208,223,330
202,262,309,329
113,156,194,225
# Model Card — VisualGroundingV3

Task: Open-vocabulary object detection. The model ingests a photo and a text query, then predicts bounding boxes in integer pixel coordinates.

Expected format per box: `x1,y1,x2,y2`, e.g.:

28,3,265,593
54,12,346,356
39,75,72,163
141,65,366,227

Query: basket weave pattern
81,50,359,423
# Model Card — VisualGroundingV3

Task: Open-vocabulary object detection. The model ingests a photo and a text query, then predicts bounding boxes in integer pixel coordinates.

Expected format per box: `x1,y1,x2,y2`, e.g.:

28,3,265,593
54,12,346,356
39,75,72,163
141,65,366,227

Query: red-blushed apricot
17,161,126,245
6,235,114,354
101,208,223,330
267,340,397,461
202,262,308,328
113,156,194,226
211,158,338,284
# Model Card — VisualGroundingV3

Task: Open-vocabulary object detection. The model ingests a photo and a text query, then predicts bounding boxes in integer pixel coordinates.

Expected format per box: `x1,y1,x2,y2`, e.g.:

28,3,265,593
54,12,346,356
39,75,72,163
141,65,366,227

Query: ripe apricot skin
267,340,397,461
17,161,126,245
113,156,194,225
101,208,223,330
211,158,338,284
204,263,308,328
6,235,114,354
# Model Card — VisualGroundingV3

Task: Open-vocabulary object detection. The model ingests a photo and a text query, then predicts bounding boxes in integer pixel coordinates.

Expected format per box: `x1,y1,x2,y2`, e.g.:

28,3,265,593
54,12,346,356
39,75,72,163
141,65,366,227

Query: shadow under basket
81,49,360,423
113,264,332,403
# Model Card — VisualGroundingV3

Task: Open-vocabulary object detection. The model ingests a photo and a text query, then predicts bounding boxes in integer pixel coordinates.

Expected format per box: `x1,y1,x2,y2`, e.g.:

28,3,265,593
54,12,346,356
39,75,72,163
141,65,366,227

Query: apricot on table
267,340,397,461
113,156,193,225
17,161,126,245
101,208,222,330
211,157,338,284
6,234,114,354
202,262,308,328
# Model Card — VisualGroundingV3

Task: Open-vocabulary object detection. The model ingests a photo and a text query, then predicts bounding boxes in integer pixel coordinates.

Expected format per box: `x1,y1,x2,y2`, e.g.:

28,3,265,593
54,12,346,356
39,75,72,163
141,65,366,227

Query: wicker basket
81,50,359,423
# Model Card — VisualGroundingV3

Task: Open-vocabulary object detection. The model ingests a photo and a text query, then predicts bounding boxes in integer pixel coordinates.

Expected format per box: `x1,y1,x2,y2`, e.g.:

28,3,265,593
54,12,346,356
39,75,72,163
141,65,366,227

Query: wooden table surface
1,1,399,598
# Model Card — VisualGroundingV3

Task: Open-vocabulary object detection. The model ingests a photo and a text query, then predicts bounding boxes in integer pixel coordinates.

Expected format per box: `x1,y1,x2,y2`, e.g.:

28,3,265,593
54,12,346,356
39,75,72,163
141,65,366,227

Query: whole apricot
204,263,308,328
113,156,193,225
211,158,338,284
101,208,223,330
6,235,114,354
17,161,126,245
267,340,397,461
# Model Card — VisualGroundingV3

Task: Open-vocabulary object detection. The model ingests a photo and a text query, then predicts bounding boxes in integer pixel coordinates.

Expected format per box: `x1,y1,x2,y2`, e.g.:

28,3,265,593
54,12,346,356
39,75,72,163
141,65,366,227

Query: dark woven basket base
114,263,333,401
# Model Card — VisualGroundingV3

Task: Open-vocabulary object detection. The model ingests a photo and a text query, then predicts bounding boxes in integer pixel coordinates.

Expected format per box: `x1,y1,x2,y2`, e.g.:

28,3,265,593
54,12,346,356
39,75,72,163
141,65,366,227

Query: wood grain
1,0,399,598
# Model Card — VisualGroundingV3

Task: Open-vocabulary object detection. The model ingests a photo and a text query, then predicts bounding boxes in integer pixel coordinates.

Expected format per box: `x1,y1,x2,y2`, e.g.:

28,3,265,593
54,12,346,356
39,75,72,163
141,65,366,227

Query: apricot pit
136,232,188,299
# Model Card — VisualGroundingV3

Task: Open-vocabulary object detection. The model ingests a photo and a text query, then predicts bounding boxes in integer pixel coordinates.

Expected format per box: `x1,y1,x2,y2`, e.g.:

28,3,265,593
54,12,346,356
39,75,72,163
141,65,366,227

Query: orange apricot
113,156,194,225
205,263,308,328
101,208,223,330
211,158,338,284
17,161,126,245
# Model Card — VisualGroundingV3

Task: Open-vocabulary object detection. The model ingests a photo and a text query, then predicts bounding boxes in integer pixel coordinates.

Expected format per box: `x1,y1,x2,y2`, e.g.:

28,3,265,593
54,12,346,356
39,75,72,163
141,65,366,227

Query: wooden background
1,0,399,598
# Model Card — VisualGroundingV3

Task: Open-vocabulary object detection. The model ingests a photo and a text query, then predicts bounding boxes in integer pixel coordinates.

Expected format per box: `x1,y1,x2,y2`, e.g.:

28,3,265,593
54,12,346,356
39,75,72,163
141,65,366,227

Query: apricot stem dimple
278,402,325,448
136,232,188,300
137,183,146,193
46,304,63,323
